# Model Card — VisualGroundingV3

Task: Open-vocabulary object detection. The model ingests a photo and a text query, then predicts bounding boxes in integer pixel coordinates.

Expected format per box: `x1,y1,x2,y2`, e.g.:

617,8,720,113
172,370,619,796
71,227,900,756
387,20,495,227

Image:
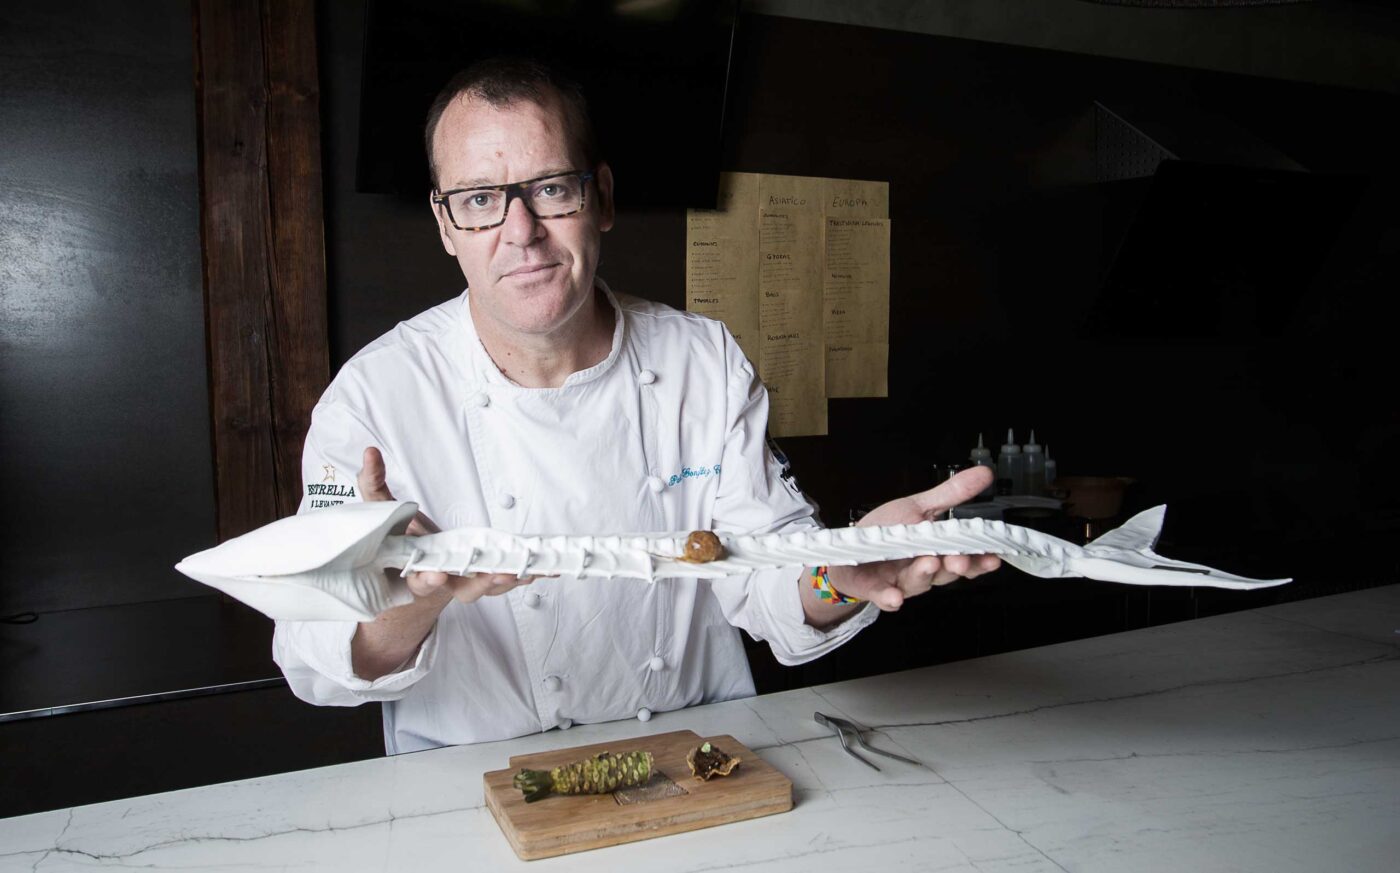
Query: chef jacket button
558,717,573,730
647,656,665,672
472,391,490,408
637,369,656,385
645,476,665,494
523,591,542,608
498,493,516,509
637,707,652,722
543,675,562,692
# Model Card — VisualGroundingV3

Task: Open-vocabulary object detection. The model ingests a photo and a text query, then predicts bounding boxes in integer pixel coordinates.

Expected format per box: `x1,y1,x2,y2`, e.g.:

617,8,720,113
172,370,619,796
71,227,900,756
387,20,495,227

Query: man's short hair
423,57,599,189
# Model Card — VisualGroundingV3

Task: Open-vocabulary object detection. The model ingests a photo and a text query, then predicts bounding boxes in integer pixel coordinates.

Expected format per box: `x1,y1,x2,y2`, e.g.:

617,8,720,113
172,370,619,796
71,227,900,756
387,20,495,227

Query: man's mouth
502,263,559,279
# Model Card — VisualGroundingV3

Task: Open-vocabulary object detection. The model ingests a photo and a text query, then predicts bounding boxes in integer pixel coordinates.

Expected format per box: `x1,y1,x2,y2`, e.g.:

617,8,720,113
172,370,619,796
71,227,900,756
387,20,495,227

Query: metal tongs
814,711,924,771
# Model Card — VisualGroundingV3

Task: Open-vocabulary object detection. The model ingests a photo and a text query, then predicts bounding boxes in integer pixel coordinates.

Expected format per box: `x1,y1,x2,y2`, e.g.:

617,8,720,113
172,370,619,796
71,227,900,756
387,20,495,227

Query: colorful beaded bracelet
810,565,861,605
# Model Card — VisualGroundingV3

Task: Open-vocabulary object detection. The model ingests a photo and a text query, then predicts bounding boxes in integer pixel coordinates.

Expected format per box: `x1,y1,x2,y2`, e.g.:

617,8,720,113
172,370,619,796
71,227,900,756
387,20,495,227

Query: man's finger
932,555,974,585
871,584,905,611
941,553,972,576
896,555,941,598
407,511,441,536
828,564,901,611
959,554,1001,579
909,466,993,517
448,573,531,603
358,447,395,502
929,553,1002,586
358,446,439,534
406,569,450,598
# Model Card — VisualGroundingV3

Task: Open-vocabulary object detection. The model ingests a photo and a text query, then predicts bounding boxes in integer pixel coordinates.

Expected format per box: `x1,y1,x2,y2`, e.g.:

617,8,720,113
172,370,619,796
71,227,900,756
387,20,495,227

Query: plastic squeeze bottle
970,433,995,499
997,429,1023,495
1044,445,1058,490
1023,430,1045,496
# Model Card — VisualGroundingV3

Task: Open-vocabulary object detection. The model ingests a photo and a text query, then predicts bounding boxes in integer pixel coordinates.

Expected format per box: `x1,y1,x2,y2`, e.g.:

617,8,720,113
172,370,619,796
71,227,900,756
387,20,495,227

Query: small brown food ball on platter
680,530,725,563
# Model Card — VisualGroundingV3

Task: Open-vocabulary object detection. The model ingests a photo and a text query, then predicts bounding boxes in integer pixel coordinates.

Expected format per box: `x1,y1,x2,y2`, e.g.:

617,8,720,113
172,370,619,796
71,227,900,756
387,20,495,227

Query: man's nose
499,193,543,245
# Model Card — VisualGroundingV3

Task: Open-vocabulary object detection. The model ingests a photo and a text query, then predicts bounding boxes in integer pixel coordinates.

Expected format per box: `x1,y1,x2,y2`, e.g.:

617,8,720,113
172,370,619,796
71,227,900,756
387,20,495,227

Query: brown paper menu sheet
761,204,823,436
685,172,890,437
822,177,889,222
756,174,827,437
820,178,889,400
686,173,760,364
824,217,890,398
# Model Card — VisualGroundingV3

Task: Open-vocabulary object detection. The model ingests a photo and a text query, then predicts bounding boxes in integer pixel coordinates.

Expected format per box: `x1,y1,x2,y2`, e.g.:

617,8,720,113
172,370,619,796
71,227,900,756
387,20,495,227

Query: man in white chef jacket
273,59,999,754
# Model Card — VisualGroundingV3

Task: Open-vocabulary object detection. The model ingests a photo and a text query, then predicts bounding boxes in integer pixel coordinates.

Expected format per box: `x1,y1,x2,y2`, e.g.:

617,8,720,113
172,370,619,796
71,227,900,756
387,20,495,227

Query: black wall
718,16,1400,586
0,1,215,615
0,5,384,819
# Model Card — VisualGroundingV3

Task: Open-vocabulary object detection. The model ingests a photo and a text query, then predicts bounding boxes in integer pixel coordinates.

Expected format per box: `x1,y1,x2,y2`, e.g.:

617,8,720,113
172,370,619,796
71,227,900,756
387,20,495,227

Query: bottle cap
1023,429,1042,454
1000,428,1021,455
970,433,993,462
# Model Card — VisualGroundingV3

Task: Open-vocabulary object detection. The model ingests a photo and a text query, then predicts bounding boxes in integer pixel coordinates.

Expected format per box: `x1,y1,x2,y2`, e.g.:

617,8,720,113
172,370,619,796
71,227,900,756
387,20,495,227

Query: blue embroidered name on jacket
667,464,721,487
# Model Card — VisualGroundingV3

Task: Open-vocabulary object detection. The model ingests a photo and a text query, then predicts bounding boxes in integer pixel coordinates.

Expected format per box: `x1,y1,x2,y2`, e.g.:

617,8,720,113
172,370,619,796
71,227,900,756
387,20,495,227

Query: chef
273,58,999,754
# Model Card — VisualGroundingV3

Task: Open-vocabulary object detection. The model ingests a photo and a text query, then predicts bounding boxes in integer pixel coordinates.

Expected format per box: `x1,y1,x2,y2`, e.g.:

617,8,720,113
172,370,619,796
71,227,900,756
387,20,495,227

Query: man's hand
358,447,533,605
818,467,1001,617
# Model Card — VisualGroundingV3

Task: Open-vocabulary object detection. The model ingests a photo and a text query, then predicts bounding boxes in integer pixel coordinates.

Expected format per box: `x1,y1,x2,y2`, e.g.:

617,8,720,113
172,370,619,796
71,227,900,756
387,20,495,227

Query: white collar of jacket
455,278,627,392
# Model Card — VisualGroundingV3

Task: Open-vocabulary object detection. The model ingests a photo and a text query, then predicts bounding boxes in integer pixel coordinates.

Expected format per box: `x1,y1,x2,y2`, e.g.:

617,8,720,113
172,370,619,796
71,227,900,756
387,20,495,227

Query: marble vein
672,834,927,873
739,697,783,745
749,732,842,755
1257,610,1400,648
25,809,72,873
786,741,835,801
1023,734,1400,766
873,652,1399,732
811,686,932,764
745,660,1395,760
788,771,946,797
936,773,1072,873
5,803,483,868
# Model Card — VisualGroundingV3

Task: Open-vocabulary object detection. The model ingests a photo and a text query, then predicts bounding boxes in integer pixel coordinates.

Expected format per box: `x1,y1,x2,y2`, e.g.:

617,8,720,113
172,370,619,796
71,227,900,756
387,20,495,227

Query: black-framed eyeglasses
432,170,595,232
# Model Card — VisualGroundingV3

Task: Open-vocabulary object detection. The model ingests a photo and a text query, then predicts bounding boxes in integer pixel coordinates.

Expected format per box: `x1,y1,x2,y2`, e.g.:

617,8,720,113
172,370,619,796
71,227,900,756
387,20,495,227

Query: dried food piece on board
686,741,741,781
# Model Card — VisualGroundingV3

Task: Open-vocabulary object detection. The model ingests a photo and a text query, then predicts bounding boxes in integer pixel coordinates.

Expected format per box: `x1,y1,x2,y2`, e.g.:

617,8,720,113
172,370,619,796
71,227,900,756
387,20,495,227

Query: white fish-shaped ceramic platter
175,501,1289,622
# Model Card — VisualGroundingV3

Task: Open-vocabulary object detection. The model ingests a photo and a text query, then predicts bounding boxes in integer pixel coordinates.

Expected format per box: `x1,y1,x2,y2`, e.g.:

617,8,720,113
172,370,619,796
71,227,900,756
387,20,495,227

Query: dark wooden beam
194,0,329,540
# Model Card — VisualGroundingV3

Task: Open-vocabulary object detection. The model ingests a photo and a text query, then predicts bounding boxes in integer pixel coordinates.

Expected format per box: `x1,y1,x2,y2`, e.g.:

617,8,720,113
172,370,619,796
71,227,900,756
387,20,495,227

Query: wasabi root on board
512,750,654,803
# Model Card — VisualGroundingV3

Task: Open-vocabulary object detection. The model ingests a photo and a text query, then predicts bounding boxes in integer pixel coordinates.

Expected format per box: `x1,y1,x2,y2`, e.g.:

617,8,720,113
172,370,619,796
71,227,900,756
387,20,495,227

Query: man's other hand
358,447,535,605
825,466,1001,611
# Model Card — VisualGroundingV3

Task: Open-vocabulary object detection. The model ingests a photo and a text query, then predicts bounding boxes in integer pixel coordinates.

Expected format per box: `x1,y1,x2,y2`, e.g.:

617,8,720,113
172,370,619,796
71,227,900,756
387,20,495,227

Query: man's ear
595,162,615,233
429,191,458,257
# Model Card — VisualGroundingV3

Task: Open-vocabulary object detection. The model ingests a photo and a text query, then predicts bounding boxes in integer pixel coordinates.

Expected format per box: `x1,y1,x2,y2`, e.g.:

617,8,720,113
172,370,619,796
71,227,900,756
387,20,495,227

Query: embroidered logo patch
305,463,356,510
666,464,722,487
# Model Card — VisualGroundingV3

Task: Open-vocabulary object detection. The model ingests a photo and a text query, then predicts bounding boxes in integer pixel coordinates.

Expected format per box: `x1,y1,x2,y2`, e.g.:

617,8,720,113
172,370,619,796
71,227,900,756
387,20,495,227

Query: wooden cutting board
483,729,792,860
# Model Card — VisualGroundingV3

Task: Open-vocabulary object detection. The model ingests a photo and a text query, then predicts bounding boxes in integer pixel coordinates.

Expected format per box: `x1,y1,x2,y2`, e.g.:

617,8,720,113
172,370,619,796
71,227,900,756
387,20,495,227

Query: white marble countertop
3,585,1397,872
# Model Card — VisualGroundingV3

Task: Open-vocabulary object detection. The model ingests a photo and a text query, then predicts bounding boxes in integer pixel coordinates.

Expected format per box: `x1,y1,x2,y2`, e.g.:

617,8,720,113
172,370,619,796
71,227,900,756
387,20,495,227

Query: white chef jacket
272,282,877,754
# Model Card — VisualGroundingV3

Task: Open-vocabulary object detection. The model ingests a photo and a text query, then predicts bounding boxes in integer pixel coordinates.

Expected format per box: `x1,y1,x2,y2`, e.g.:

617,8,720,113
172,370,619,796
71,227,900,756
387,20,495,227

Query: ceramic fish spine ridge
175,502,1291,622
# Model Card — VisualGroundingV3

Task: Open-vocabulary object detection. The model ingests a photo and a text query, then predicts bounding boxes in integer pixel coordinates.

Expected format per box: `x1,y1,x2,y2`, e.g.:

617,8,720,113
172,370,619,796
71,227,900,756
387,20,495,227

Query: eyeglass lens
446,174,585,229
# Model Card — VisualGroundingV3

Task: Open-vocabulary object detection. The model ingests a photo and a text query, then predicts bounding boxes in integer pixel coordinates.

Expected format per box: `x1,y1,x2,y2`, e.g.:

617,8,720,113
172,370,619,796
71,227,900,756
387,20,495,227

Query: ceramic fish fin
1085,505,1167,555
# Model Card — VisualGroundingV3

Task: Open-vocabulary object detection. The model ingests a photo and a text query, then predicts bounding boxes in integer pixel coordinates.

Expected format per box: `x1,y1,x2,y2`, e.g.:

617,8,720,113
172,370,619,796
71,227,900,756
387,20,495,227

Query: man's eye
460,192,498,211
537,184,563,199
